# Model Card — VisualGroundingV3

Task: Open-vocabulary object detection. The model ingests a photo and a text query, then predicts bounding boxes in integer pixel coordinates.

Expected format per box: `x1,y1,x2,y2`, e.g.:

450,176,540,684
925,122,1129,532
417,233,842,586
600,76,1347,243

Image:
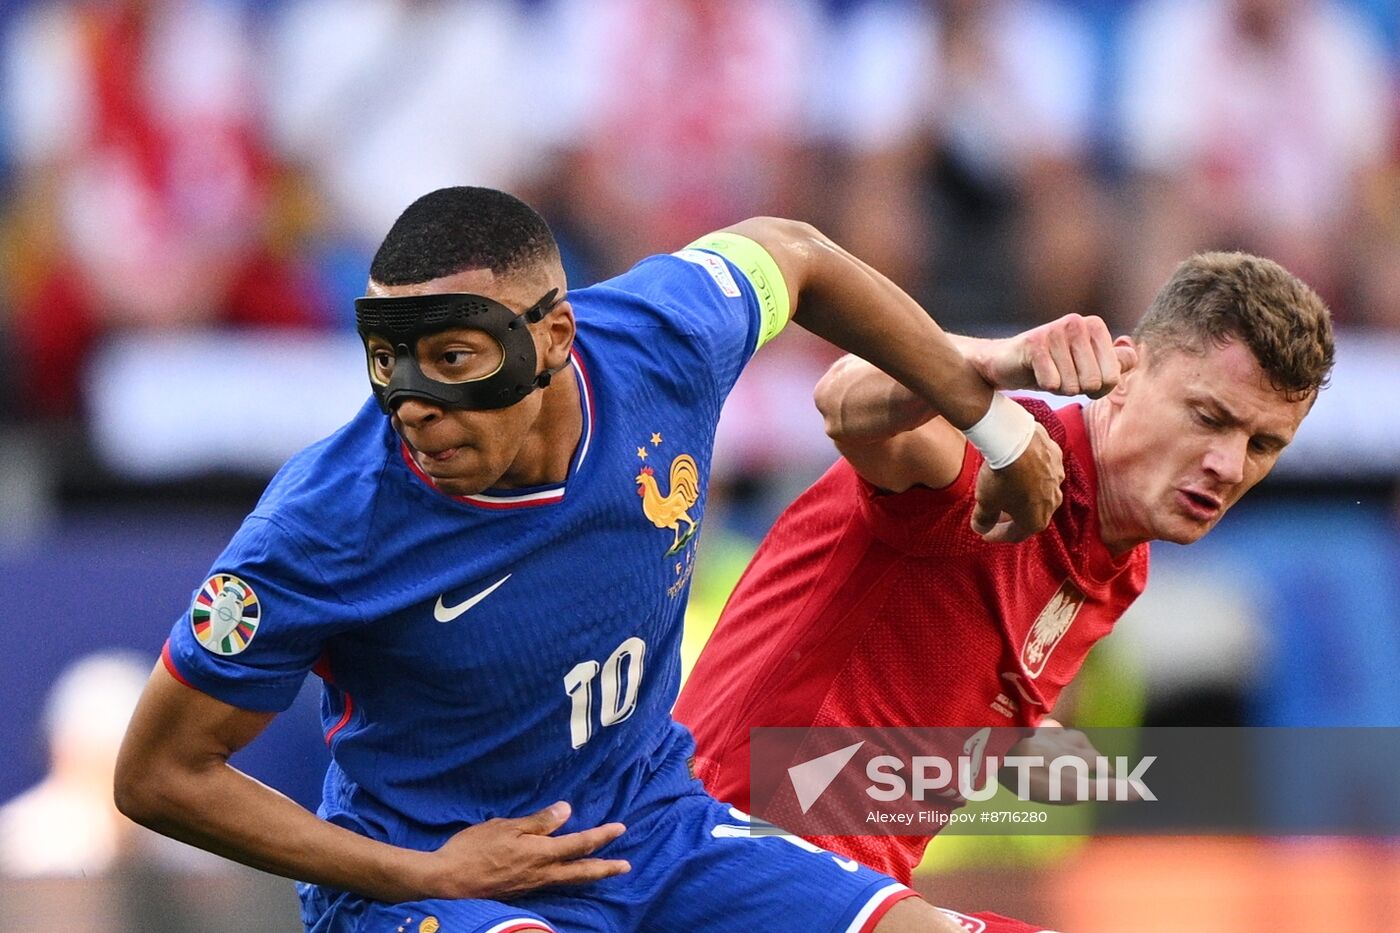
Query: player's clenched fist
970,423,1064,543
975,313,1138,399
417,801,629,900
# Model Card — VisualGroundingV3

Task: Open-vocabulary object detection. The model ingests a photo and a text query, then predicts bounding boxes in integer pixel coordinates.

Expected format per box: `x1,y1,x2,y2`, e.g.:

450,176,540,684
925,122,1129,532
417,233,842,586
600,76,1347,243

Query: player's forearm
788,230,996,432
814,355,938,442
814,334,1002,442
116,759,429,902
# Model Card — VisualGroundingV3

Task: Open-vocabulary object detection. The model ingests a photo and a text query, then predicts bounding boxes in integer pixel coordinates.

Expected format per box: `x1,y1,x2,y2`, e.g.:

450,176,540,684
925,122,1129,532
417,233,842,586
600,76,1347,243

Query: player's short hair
369,186,560,286
1134,252,1335,400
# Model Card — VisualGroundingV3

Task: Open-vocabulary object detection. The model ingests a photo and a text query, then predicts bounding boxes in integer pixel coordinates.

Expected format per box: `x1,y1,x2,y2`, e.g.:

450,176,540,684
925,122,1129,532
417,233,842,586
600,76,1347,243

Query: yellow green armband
686,232,791,351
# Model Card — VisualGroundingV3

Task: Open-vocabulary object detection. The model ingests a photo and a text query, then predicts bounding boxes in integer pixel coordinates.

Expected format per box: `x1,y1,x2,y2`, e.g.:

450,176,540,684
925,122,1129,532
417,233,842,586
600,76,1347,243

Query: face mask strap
518,288,563,326
520,289,567,389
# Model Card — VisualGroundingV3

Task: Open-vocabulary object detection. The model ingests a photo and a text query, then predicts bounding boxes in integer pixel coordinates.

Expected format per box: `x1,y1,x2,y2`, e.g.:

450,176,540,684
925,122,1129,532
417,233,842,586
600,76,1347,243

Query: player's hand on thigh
970,423,1064,543
977,313,1136,399
419,801,629,900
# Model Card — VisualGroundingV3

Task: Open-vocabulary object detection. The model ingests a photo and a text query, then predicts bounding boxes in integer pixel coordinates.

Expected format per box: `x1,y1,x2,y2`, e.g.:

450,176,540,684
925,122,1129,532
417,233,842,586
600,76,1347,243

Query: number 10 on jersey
563,636,647,748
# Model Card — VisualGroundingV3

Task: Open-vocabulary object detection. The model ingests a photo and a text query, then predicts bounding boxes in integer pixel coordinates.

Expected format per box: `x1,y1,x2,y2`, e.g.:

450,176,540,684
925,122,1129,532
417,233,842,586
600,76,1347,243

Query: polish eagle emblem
1020,579,1086,678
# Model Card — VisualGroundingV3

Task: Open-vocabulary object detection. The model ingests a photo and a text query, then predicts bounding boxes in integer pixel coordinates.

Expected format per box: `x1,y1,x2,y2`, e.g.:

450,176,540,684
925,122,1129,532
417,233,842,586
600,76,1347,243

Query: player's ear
539,299,576,372
1109,336,1138,404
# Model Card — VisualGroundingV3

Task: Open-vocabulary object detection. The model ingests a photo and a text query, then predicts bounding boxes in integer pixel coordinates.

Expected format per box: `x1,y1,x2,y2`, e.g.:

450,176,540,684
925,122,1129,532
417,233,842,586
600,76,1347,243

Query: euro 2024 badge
192,573,261,655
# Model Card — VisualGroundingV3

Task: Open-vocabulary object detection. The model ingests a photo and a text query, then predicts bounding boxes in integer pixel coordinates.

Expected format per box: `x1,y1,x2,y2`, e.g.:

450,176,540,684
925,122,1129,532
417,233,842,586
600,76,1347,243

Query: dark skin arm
723,217,1064,541
813,314,1136,538
115,664,630,903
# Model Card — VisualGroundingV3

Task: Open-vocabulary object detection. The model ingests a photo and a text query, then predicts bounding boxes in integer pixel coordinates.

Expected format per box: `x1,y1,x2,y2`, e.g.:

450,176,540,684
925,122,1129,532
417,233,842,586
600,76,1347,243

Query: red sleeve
853,399,1066,556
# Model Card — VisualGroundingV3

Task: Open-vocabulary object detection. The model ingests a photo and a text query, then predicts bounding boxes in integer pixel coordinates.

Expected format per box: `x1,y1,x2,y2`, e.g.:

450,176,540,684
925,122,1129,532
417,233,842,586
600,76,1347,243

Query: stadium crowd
1,0,1398,425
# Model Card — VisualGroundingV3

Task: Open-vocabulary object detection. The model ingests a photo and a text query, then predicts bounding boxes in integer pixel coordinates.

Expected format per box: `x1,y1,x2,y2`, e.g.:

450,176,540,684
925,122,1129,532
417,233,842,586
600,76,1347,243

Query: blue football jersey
164,246,776,849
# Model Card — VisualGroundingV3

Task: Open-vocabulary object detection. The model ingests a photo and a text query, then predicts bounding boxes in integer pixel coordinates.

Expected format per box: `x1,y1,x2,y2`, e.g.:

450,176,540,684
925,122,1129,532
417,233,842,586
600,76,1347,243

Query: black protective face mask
354,289,562,412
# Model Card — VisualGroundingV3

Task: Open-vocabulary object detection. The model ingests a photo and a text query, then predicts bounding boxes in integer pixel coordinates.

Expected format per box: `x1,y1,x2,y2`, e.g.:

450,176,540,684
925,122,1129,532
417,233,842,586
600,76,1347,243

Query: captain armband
963,393,1037,470
683,232,791,351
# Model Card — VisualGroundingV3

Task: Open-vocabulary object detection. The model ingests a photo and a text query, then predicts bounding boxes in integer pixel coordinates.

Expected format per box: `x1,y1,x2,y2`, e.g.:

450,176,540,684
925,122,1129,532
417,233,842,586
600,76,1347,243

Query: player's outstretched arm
719,216,1063,540
812,313,1136,534
115,664,630,902
956,314,1137,400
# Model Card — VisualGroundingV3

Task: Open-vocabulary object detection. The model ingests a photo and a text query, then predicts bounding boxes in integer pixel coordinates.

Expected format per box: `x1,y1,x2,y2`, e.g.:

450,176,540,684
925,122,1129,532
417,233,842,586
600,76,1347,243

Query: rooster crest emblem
636,453,701,556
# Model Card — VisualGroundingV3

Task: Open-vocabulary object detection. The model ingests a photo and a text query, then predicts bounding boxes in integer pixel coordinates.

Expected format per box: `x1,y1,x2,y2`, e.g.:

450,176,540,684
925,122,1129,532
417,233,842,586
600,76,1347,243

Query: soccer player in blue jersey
115,187,1064,933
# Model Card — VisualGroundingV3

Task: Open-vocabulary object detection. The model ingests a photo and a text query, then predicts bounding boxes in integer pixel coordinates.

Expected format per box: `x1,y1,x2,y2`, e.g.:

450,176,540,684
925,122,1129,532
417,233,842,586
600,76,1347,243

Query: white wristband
963,393,1036,470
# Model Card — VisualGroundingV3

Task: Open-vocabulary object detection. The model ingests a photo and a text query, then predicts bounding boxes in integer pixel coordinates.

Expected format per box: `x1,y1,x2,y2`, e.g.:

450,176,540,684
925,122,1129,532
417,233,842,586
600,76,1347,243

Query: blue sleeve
163,515,362,712
598,250,767,407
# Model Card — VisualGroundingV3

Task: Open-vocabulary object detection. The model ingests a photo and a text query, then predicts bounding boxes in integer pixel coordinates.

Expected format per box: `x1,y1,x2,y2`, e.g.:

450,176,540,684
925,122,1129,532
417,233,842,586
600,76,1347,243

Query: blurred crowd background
2,0,1399,930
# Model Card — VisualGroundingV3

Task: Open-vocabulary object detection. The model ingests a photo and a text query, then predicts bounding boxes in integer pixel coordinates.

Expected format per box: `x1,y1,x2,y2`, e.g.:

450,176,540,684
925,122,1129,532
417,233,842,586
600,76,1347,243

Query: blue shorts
300,789,916,933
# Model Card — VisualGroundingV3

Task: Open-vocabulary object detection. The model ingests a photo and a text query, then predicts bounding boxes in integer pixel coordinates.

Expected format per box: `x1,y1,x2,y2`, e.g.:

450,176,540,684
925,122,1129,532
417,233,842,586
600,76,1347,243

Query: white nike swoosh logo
833,856,860,872
434,574,512,623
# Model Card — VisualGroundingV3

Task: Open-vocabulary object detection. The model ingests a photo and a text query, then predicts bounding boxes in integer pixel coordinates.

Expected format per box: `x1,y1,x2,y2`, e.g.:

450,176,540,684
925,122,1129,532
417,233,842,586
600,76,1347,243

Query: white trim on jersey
844,882,911,933
480,919,558,933
571,353,594,470
463,487,572,506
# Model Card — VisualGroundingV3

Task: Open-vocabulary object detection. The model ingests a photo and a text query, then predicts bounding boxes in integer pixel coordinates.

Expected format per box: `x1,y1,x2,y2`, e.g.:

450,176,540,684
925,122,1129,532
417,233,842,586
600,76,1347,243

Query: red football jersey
676,401,1149,883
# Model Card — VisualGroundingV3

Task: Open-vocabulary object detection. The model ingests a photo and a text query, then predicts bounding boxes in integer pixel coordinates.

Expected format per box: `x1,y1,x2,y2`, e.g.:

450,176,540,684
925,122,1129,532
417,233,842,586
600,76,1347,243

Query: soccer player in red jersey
676,252,1335,930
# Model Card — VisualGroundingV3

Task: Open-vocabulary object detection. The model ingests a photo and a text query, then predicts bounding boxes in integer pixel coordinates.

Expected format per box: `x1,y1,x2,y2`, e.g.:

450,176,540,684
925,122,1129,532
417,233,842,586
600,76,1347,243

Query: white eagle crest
1020,580,1085,678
